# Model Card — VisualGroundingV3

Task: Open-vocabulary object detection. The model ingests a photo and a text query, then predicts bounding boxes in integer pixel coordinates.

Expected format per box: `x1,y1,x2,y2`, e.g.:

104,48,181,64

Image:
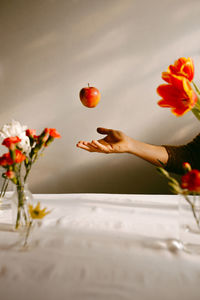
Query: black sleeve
163,134,200,174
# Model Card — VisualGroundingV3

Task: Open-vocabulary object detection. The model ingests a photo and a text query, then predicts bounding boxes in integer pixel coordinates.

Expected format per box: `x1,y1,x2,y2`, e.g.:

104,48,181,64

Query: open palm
76,127,131,154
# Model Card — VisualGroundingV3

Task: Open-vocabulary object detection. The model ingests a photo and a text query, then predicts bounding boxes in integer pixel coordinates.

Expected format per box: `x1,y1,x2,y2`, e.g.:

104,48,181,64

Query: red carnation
0,152,14,166
5,170,15,179
26,129,36,138
39,128,49,143
182,162,192,172
44,128,49,134
181,169,200,192
0,155,9,166
14,149,26,163
2,136,21,149
49,128,61,138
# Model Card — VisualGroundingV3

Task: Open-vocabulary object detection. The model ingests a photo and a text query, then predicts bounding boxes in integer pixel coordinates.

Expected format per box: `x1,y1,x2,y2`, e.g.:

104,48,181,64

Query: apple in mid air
79,84,101,108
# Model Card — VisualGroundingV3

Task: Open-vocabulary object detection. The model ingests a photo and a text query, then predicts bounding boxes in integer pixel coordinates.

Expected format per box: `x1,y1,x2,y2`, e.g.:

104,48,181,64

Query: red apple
79,84,101,108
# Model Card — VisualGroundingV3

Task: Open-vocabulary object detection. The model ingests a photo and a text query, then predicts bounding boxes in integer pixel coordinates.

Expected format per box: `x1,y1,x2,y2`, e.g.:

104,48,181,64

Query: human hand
76,127,132,154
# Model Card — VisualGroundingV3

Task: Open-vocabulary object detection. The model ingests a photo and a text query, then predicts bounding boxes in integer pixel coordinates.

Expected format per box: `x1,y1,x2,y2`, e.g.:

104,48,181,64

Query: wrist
125,137,137,154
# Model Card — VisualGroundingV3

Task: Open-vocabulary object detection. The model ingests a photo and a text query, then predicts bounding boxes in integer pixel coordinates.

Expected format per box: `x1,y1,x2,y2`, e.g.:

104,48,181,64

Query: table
0,193,200,300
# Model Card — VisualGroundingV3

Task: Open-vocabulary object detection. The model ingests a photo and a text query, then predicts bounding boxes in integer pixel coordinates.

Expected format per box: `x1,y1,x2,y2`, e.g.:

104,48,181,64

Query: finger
77,140,107,153
87,141,102,152
77,141,92,149
82,141,103,152
91,140,111,153
76,141,91,151
90,140,100,148
76,141,87,147
97,127,113,135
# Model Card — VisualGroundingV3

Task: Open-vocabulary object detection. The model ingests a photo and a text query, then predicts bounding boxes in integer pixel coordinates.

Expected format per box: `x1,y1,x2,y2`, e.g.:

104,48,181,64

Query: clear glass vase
0,178,11,210
179,195,200,254
11,183,33,231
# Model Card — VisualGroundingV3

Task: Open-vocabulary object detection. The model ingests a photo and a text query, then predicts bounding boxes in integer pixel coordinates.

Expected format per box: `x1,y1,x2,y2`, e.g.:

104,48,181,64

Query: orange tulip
162,57,194,83
157,77,198,116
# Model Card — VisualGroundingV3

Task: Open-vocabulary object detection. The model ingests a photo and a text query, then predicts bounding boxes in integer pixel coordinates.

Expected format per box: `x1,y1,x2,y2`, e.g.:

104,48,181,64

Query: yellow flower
28,202,50,219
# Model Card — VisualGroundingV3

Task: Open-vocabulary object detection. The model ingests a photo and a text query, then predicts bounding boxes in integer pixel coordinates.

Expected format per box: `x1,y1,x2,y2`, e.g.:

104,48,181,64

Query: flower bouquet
157,57,200,119
0,120,61,238
157,57,200,252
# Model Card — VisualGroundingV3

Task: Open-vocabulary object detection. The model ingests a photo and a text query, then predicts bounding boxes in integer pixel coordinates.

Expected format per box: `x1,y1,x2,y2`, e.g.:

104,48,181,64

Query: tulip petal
157,99,171,107
157,79,197,116
167,57,194,81
171,106,190,116
161,72,171,84
157,84,185,102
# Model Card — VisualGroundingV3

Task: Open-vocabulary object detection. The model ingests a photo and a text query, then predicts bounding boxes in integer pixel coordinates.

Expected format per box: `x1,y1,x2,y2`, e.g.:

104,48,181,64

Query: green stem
191,107,200,121
24,166,31,183
2,180,9,198
15,207,20,229
24,152,39,183
24,221,32,247
183,194,200,228
192,81,200,95
191,81,200,121
15,183,29,229
0,178,8,198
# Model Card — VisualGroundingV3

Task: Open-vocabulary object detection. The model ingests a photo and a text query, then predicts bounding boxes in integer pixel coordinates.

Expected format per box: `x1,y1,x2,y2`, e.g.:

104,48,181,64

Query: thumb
97,127,112,135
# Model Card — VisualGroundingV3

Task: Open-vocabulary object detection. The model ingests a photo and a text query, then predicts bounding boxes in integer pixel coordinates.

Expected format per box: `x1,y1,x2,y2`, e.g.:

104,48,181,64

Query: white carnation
0,120,31,154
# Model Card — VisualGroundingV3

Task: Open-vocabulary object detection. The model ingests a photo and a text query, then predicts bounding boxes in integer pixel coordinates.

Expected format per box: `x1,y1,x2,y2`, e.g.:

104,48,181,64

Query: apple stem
88,83,90,88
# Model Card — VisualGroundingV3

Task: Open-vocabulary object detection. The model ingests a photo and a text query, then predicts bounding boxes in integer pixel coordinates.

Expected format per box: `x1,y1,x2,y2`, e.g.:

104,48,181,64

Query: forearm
126,137,169,167
163,134,200,174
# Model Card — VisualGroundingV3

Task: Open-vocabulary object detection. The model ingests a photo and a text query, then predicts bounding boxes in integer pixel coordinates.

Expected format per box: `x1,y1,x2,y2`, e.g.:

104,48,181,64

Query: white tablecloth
0,193,200,300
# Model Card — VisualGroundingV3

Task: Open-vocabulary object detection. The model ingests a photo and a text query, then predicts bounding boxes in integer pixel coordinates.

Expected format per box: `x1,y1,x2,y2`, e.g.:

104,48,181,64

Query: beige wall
0,0,200,194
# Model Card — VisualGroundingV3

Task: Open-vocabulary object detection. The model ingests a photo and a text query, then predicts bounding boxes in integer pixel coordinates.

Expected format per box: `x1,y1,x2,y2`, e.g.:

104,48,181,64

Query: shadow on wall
33,155,172,194
27,111,196,195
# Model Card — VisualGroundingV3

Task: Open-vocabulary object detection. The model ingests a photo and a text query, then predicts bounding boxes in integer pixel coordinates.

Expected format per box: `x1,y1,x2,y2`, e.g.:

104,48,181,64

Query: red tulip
157,77,197,116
